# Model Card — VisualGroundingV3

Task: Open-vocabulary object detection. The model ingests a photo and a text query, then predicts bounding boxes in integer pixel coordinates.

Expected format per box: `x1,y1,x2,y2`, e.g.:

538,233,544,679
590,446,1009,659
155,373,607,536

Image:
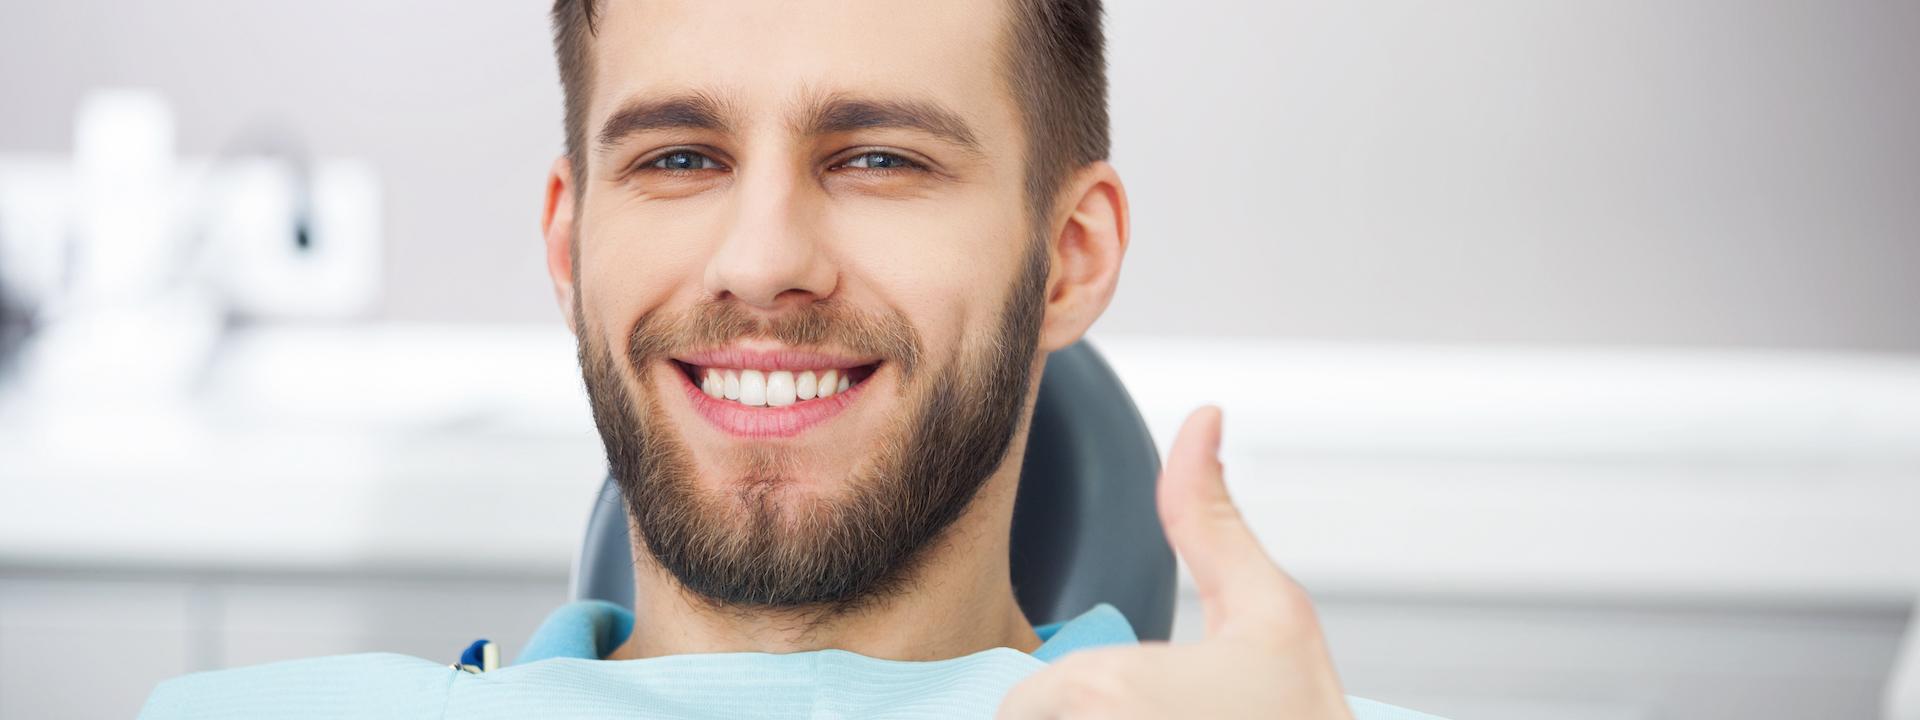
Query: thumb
1156,406,1285,637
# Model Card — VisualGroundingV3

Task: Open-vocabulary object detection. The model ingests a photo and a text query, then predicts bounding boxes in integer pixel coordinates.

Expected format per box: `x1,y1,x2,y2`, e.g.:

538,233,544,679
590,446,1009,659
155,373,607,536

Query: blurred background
2,1,1916,718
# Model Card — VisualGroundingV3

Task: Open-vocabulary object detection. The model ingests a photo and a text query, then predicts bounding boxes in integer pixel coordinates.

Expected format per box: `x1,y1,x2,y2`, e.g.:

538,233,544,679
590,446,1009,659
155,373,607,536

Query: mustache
626,297,923,378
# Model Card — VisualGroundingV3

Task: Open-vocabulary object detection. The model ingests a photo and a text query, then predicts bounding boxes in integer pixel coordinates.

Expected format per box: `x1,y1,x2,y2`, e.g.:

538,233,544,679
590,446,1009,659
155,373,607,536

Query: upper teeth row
700,368,852,407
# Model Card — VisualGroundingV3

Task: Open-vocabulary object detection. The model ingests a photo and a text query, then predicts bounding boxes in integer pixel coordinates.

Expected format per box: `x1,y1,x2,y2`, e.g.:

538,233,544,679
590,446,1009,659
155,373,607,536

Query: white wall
3,0,1917,350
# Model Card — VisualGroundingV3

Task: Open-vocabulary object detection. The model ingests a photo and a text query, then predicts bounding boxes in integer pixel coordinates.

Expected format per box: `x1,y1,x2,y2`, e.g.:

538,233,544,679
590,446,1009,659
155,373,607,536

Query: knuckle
1051,653,1134,713
1276,576,1317,617
1267,572,1304,601
1201,496,1244,523
1167,497,1242,535
1264,582,1327,643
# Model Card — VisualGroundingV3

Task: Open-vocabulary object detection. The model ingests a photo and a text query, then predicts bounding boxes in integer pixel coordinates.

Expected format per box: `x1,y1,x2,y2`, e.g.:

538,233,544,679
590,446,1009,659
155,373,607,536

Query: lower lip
677,366,870,438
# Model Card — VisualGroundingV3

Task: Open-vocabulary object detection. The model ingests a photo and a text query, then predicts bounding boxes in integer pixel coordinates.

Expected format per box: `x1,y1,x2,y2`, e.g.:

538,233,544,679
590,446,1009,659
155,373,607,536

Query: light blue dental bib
139,601,1439,719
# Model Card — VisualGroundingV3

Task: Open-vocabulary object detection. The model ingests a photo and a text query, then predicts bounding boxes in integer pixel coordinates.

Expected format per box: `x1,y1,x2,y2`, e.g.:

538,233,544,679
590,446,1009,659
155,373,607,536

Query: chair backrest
571,340,1177,640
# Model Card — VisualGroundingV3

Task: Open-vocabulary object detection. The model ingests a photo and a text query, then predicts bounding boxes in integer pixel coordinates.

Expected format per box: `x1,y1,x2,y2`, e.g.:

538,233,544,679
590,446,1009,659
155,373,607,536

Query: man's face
566,0,1045,609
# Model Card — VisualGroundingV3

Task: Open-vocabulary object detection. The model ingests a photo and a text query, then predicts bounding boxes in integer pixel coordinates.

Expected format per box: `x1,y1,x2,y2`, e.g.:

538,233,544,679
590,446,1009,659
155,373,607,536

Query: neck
607,465,1041,661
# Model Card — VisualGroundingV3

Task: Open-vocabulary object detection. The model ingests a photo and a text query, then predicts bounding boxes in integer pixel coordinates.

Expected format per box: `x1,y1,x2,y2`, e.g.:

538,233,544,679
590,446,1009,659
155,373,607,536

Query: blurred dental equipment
0,89,380,402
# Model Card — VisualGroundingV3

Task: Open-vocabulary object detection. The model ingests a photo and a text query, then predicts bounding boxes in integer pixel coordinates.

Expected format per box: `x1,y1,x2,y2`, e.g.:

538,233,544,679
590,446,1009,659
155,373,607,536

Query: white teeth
738,369,767,406
766,371,796,407
697,366,858,405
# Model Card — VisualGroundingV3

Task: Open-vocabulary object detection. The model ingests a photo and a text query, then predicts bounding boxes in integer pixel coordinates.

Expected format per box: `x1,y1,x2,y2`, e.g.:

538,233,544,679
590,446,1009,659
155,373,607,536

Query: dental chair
570,340,1178,641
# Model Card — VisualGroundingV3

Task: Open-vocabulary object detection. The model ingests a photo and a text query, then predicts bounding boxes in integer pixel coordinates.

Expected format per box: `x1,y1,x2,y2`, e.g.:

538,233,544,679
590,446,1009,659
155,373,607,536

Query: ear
542,156,580,335
1037,161,1130,353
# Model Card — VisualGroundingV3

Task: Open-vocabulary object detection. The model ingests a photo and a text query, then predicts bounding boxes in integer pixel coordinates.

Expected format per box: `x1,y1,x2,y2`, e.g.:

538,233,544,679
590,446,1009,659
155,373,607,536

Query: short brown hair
549,0,1108,221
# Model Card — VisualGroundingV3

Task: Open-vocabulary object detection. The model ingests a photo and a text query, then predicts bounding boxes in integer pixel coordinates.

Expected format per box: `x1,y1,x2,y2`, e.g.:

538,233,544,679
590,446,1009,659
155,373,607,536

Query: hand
997,406,1354,720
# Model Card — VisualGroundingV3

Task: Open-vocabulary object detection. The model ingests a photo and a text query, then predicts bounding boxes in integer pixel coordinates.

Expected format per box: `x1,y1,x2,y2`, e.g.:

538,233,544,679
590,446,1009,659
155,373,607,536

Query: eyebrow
800,94,983,154
595,92,732,151
594,91,983,158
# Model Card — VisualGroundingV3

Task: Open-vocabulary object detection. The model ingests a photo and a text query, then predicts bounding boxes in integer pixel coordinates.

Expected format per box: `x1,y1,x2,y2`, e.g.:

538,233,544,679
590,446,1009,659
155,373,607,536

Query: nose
703,164,837,310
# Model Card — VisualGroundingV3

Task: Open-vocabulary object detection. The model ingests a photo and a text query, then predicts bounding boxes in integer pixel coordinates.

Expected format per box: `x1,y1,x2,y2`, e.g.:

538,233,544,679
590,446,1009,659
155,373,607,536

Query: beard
575,242,1048,613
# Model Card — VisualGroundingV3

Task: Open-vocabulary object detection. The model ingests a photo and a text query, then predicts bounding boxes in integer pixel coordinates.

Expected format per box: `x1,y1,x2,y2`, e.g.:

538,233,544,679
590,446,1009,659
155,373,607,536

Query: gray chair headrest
571,340,1177,640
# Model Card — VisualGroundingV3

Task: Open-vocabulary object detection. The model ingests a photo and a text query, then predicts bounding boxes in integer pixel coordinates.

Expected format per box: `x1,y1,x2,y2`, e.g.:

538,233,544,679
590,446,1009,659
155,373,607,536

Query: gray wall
1107,1,1920,352
2,0,1916,351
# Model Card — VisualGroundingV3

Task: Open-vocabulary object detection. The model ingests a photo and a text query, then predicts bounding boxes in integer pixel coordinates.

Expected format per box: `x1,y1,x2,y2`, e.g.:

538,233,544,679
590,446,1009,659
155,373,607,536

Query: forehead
589,0,1015,136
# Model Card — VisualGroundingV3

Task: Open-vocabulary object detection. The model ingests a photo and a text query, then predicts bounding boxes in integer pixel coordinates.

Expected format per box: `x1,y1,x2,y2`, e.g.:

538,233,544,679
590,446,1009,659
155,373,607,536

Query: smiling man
139,1,1440,718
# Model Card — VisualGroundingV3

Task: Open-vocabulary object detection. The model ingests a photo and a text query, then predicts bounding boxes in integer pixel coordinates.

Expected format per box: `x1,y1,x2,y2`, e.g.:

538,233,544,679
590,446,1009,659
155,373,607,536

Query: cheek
824,195,1028,345
576,198,721,341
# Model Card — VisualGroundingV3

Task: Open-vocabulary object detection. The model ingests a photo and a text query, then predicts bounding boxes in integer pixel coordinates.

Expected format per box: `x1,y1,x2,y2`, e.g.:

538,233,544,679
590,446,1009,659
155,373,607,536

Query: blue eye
841,152,919,170
649,151,720,171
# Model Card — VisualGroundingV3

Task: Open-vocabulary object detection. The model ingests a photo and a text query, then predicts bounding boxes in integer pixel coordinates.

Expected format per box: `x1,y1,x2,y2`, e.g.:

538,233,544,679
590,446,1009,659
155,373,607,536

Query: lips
670,348,881,438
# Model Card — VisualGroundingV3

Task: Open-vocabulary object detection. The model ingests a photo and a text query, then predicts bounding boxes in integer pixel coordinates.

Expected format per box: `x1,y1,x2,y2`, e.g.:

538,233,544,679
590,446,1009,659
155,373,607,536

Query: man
140,1,1440,717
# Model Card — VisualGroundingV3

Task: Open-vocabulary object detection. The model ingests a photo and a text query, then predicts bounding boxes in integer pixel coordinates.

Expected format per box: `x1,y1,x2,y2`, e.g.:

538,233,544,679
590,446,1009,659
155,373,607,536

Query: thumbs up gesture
998,407,1355,720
